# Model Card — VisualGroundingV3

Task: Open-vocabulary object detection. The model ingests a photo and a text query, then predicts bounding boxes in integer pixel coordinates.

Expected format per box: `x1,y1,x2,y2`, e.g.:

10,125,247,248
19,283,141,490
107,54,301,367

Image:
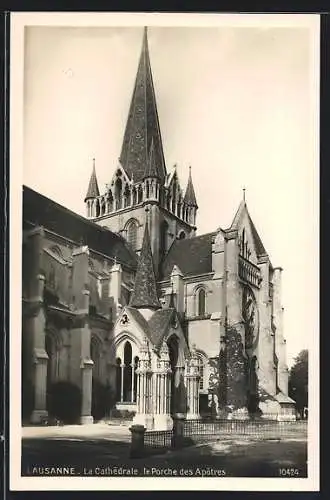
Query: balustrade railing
238,255,262,288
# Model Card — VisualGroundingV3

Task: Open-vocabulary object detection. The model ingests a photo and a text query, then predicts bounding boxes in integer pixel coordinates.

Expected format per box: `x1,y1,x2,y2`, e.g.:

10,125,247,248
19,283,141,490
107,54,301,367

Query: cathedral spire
129,222,161,310
119,27,167,184
184,166,198,207
85,158,100,201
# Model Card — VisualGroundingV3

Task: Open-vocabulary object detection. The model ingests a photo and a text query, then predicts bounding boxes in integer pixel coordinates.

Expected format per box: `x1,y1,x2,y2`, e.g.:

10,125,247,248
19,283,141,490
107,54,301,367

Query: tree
288,349,308,417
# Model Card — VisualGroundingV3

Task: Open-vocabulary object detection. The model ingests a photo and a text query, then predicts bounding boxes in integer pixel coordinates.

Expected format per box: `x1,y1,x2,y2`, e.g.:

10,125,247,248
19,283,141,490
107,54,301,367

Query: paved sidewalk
22,422,131,441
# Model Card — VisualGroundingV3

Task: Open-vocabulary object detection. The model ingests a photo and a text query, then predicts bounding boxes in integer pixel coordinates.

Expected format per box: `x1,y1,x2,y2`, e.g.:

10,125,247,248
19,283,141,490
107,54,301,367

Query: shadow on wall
47,381,82,424
91,380,116,422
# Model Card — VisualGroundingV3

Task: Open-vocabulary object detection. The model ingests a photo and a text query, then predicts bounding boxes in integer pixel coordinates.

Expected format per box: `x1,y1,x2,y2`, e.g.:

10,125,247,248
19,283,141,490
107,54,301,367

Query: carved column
153,342,173,430
132,338,153,430
30,274,49,424
185,349,200,420
80,357,94,424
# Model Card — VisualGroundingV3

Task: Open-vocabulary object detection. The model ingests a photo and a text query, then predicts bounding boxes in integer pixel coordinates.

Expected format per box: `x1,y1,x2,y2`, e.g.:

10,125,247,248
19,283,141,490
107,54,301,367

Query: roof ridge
23,185,128,240
23,185,138,269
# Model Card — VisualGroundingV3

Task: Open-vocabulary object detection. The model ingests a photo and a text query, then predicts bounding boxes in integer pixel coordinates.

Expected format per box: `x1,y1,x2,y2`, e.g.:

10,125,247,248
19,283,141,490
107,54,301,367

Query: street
21,423,308,478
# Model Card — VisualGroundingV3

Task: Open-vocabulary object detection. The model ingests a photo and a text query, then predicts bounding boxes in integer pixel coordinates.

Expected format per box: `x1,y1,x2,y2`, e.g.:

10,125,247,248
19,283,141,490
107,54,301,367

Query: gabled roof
129,223,161,309
125,307,187,355
85,160,100,201
160,232,216,279
230,200,266,256
125,306,150,334
23,186,137,270
148,308,175,349
183,167,198,207
119,27,167,184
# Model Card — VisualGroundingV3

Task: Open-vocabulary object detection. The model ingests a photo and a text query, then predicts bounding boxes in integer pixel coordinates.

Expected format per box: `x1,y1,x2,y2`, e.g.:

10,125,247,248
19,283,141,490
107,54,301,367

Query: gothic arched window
124,185,131,208
126,220,139,251
123,342,132,402
107,191,114,213
115,340,139,403
197,288,206,317
132,187,137,206
115,178,122,210
137,185,143,204
95,199,100,217
160,220,169,257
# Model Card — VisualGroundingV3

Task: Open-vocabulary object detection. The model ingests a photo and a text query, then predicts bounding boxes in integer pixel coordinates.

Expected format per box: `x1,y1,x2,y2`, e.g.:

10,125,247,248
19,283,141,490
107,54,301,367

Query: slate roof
148,308,175,349
85,161,100,201
126,307,150,334
119,27,167,183
129,223,161,309
160,232,216,279
23,186,137,270
126,307,184,354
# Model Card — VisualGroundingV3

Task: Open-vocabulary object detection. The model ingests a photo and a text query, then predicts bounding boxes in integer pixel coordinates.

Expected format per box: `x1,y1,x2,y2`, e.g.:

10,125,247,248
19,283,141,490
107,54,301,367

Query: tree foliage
225,325,248,409
288,349,308,415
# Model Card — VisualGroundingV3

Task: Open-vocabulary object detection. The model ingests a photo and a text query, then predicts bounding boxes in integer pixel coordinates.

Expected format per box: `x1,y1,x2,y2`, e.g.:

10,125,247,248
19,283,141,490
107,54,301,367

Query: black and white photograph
9,12,319,491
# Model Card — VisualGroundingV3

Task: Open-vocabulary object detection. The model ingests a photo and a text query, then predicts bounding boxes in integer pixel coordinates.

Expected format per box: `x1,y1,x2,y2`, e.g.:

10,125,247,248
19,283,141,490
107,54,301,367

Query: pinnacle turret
85,159,100,201
183,166,198,207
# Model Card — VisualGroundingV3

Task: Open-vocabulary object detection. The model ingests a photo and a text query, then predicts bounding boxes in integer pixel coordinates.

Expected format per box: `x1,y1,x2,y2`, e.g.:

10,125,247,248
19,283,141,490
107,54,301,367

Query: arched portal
115,337,139,404
123,341,133,401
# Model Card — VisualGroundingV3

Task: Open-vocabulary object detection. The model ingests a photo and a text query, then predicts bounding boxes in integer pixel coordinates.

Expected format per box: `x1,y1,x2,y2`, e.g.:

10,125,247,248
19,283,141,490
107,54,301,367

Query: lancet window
115,340,139,403
126,219,139,251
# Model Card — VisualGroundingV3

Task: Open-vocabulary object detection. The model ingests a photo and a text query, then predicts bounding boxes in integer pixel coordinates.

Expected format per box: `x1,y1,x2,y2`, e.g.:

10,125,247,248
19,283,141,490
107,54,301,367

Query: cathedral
22,27,295,429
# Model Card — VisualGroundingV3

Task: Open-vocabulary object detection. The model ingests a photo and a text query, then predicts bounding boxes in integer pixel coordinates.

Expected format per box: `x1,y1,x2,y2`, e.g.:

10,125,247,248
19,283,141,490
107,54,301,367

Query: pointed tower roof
184,166,198,207
85,159,100,201
119,27,167,184
143,137,158,179
129,222,161,310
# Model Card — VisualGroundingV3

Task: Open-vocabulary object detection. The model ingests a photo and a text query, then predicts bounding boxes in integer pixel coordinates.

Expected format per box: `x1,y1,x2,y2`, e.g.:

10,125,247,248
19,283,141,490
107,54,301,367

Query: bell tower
84,27,198,275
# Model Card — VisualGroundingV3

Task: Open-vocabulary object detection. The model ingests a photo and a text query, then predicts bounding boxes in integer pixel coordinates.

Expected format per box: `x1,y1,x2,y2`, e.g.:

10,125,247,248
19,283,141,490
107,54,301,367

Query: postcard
9,11,319,491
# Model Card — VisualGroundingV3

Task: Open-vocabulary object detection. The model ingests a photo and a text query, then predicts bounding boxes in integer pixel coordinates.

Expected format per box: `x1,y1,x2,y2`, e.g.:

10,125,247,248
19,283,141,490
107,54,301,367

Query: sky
22,18,319,368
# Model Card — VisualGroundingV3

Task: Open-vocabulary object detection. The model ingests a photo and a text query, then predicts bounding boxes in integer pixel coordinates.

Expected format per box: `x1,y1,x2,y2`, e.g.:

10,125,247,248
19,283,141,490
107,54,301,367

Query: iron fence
144,429,173,449
183,418,307,441
139,418,307,457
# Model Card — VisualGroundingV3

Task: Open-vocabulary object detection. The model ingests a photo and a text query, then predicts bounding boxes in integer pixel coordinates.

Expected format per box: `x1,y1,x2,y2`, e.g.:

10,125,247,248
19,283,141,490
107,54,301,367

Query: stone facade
21,27,295,428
